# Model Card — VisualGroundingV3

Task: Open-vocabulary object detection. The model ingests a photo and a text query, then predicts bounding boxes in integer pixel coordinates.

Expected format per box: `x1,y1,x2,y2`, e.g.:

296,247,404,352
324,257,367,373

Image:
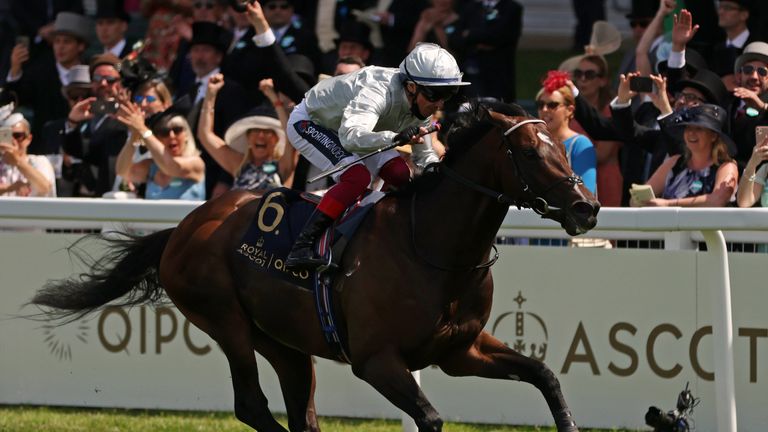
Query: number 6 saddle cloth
235,187,384,290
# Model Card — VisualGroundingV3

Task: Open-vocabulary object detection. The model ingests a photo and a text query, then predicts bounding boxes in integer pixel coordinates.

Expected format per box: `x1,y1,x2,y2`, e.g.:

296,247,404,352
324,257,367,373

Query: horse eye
522,148,540,159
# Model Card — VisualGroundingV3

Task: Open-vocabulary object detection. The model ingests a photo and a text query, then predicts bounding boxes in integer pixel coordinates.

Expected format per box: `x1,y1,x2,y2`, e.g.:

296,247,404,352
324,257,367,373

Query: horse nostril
571,201,596,220
591,200,601,216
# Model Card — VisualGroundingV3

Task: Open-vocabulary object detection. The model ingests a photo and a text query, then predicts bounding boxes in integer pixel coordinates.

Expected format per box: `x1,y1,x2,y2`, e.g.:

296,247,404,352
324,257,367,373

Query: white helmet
399,43,471,87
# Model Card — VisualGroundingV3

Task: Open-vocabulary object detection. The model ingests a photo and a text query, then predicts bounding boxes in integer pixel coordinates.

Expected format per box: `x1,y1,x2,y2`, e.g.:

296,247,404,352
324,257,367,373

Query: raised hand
68,97,97,123
617,72,640,104
207,73,225,95
648,75,672,115
116,101,148,134
733,87,766,110
671,9,699,51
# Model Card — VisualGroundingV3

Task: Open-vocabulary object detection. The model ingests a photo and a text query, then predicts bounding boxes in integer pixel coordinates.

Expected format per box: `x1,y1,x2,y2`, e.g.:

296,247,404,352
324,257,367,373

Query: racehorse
31,102,599,432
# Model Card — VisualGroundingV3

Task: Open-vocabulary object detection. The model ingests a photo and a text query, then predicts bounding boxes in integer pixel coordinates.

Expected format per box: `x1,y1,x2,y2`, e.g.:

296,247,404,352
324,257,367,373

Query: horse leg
251,329,320,432
352,350,443,432
437,331,578,432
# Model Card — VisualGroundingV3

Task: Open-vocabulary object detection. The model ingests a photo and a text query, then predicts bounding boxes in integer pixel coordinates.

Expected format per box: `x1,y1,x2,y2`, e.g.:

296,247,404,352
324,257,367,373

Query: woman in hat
198,74,290,195
536,71,597,195
633,104,738,207
114,100,205,200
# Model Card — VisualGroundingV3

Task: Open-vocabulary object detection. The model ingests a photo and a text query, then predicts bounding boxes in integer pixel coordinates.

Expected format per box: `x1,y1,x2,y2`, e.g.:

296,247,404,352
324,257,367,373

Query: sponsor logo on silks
491,291,548,362
296,120,310,133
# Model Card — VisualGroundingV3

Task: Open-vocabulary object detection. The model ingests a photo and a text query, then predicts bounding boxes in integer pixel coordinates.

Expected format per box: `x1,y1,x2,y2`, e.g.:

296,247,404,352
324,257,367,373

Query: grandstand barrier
2,197,767,432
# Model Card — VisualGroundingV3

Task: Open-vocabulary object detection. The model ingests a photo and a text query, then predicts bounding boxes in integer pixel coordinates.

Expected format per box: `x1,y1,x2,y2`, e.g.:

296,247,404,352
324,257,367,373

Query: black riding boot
285,210,335,270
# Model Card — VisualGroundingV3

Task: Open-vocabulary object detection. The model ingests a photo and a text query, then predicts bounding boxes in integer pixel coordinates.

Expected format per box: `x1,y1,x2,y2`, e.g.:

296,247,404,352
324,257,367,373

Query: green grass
0,406,638,431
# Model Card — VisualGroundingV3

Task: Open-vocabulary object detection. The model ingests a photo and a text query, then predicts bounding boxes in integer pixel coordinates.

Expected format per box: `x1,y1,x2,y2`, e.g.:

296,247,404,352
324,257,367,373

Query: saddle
235,187,385,362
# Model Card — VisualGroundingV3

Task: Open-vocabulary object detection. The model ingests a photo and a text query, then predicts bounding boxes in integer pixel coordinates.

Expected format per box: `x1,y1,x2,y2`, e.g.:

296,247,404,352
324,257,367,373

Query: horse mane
396,100,529,195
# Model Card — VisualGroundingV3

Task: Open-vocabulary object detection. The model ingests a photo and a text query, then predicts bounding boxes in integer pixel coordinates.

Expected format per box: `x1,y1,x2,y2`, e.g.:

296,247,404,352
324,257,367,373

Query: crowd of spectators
0,0,767,214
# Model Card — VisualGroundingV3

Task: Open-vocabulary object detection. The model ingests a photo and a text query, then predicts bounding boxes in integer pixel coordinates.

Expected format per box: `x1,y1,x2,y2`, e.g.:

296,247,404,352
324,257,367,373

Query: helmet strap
406,83,427,120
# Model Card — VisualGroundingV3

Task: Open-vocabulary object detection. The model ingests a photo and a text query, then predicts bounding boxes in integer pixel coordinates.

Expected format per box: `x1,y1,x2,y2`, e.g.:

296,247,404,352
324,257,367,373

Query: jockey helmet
399,43,471,88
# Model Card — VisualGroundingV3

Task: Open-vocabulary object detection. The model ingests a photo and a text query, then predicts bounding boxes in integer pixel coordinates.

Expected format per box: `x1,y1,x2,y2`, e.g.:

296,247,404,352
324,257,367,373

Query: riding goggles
419,85,459,102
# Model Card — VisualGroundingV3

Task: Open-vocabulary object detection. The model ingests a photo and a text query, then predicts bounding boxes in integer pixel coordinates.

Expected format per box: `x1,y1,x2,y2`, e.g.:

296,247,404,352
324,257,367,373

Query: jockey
284,43,470,270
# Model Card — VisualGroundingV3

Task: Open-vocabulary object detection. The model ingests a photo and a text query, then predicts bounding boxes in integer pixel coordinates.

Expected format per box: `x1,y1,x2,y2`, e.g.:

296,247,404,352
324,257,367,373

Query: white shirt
0,155,56,197
194,67,220,104
727,29,750,49
106,38,127,57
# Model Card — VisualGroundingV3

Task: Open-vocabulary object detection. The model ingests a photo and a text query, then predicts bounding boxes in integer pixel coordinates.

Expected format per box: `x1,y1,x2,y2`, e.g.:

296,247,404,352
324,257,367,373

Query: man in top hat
184,21,250,197
261,0,322,73
6,12,91,155
94,0,135,59
335,20,373,65
447,0,523,102
709,0,756,88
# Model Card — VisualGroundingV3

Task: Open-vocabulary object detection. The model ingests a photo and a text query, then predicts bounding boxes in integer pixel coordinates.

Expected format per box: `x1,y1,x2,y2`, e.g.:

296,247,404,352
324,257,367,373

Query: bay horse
31,102,599,432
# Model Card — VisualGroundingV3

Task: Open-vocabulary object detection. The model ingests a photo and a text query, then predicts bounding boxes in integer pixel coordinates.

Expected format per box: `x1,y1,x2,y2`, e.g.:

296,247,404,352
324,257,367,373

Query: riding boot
285,210,335,270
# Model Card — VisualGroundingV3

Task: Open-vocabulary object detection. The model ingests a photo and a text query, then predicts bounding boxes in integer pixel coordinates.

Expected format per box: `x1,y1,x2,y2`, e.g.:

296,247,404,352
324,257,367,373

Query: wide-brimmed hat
335,20,373,51
96,0,131,22
61,65,92,98
673,69,729,108
224,107,285,157
669,104,736,156
558,21,621,72
734,41,768,74
190,22,232,53
52,12,92,43
626,0,659,19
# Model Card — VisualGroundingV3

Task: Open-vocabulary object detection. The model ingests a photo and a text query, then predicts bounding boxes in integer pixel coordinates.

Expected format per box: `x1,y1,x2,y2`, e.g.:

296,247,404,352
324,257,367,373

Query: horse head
442,101,599,236
486,105,599,235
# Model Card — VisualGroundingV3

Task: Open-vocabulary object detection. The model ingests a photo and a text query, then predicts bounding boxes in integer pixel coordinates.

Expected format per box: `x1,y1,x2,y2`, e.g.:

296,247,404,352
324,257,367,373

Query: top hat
61,65,92,98
626,0,660,20
52,12,92,43
673,68,730,108
96,0,131,22
669,104,736,156
734,42,768,74
335,20,373,51
190,22,232,53
286,54,316,87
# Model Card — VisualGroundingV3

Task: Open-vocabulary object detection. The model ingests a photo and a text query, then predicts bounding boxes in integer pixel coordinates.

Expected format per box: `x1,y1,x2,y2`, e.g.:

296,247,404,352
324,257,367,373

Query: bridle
409,117,582,272
440,118,583,216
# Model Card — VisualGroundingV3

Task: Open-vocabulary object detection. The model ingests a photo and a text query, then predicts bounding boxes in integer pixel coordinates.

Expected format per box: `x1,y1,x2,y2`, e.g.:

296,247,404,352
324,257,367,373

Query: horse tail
30,228,174,323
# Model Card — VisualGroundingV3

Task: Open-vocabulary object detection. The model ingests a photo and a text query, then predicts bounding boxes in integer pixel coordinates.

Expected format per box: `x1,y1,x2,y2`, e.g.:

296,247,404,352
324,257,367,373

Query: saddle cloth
235,187,384,289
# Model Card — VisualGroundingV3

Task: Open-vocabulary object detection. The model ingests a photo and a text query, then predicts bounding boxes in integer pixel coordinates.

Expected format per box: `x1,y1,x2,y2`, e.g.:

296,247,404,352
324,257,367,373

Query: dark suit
378,0,428,67
449,0,523,102
221,28,271,105
729,96,768,170
6,50,71,154
275,23,323,75
708,33,757,78
11,0,83,41
62,116,129,196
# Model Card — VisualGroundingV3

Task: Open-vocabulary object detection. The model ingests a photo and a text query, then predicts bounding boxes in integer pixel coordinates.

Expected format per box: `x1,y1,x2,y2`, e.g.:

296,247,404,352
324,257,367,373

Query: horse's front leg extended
438,331,578,432
352,348,443,432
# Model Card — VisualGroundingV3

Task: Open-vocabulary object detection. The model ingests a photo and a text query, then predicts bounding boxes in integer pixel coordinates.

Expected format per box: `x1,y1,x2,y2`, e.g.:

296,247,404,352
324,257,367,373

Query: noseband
440,118,583,216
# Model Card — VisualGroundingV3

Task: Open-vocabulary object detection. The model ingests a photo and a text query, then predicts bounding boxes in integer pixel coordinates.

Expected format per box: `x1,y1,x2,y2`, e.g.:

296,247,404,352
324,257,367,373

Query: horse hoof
555,409,579,432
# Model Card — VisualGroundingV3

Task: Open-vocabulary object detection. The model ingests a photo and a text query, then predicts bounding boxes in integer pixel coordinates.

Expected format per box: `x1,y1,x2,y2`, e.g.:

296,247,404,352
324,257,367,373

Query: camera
91,98,119,116
644,383,698,432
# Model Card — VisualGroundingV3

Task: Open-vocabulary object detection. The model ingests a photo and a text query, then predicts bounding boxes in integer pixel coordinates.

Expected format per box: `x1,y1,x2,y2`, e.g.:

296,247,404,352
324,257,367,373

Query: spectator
729,42,768,168
364,0,428,67
634,104,737,207
0,112,56,197
572,0,605,52
736,135,768,207
448,0,523,102
334,20,373,66
11,0,83,48
94,0,135,59
140,0,189,72
6,12,90,154
407,0,459,52
334,55,365,76
536,71,597,195
62,53,129,197
262,0,322,72
114,101,205,200
199,74,292,194
570,55,622,206
618,0,659,77
711,0,755,89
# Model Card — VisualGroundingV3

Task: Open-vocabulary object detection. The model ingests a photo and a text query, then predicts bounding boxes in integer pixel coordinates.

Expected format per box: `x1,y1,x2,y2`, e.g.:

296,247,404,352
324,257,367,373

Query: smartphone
630,76,654,93
756,126,768,145
91,99,119,116
15,36,30,49
0,126,12,145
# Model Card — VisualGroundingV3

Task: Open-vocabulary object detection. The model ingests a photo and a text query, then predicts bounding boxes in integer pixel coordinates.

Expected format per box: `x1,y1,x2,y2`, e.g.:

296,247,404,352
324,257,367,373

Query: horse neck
413,157,509,265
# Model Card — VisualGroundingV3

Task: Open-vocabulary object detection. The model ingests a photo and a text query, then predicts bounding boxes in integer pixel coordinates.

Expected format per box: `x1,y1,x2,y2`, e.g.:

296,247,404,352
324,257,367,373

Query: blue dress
144,162,205,200
563,134,597,195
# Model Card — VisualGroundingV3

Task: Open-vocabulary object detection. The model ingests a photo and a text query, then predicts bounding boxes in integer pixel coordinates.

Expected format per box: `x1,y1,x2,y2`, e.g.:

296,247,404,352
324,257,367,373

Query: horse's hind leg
252,330,320,432
438,331,578,432
352,350,443,432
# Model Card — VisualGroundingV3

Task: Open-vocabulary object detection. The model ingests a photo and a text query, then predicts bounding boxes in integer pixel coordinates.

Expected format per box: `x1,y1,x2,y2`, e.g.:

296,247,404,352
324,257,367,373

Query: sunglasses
194,1,214,9
418,85,458,102
675,92,705,104
265,2,291,10
93,74,120,84
572,69,603,80
154,125,186,138
740,65,768,77
629,20,650,29
133,95,158,103
536,101,562,110
12,132,28,141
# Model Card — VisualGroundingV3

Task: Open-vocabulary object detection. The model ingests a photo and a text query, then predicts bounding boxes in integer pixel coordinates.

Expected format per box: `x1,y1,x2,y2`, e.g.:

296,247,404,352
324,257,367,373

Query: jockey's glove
393,125,421,144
